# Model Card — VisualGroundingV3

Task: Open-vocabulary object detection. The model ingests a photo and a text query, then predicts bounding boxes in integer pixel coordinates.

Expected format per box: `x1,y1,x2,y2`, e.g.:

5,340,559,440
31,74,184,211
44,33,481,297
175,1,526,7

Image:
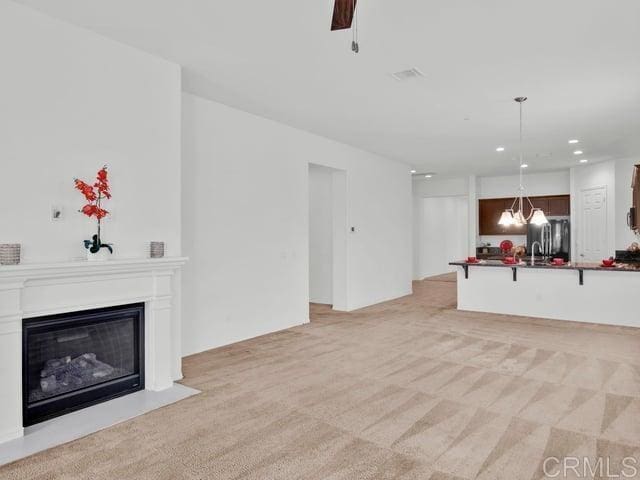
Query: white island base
454,264,640,328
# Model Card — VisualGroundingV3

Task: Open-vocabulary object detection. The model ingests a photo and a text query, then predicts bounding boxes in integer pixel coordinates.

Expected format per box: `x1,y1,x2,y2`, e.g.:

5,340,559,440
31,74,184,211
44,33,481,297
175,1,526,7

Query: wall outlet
51,206,63,221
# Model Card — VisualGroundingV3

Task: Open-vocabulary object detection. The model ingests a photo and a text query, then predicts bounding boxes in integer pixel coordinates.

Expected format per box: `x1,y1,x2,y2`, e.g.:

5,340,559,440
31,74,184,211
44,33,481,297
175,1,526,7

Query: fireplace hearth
23,303,145,426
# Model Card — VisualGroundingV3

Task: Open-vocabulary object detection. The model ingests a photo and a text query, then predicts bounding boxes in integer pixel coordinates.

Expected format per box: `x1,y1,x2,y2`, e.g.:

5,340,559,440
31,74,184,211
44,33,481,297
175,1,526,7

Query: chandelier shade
512,209,526,226
530,208,549,226
498,210,515,226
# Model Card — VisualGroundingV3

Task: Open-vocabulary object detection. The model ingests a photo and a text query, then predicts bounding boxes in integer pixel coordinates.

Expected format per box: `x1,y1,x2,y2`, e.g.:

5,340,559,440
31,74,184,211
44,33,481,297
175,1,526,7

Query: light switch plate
51,206,63,221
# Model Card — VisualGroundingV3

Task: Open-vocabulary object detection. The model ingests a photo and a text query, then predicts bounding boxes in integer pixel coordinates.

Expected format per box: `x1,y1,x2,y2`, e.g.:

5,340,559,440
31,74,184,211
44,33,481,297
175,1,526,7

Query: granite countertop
449,259,640,272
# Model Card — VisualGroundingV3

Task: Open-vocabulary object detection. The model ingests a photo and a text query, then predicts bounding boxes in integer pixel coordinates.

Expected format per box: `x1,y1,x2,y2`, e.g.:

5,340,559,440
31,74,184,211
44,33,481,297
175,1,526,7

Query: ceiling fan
331,0,359,53
331,0,356,30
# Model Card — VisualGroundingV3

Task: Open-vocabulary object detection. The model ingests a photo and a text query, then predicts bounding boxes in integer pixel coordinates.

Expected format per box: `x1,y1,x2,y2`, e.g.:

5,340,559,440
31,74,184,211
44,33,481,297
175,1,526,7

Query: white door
579,186,607,262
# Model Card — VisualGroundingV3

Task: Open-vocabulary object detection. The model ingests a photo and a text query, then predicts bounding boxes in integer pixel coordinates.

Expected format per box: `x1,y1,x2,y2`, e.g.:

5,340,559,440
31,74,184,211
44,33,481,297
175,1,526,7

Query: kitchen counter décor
448,258,640,328
451,259,640,274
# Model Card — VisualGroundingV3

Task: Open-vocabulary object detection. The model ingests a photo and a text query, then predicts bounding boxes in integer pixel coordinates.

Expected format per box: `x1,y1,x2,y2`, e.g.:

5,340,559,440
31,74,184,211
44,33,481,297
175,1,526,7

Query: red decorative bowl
601,259,615,267
467,257,478,263
500,240,513,253
503,257,517,265
551,258,565,265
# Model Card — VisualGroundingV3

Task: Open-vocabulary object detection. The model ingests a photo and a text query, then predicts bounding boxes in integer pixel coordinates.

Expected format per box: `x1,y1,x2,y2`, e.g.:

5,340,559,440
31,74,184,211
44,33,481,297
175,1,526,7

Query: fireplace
22,303,145,426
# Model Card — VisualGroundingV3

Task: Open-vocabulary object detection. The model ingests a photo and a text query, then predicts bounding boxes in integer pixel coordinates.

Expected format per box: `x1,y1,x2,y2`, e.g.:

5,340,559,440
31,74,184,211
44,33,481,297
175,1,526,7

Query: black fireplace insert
22,303,144,426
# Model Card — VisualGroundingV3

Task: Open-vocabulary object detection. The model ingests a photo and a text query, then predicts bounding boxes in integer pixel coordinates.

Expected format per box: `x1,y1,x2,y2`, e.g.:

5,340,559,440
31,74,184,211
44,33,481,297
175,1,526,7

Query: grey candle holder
0,244,21,265
150,241,165,259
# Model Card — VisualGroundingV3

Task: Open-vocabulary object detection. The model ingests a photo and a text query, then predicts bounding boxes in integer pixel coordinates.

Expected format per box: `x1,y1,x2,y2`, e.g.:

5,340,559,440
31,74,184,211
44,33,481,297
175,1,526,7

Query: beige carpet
2,275,640,479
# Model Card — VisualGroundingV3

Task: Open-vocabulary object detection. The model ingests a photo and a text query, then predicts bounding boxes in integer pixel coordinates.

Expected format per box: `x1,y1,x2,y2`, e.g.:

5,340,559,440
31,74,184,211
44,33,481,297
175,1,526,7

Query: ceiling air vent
391,68,425,81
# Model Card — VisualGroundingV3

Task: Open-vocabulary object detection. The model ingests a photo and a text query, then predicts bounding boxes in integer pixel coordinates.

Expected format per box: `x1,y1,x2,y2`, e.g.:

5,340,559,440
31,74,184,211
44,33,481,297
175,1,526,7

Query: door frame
416,194,469,279
308,163,348,312
576,185,608,262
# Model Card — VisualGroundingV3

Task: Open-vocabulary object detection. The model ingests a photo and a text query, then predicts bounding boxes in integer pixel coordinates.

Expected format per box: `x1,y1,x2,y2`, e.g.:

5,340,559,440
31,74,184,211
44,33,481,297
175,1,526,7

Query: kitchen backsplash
478,235,527,248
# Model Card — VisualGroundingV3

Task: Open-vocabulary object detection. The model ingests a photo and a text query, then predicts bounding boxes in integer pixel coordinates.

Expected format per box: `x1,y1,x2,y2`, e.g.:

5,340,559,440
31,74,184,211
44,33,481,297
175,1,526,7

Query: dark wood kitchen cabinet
479,198,508,235
524,195,570,217
630,164,639,231
522,197,548,219
479,198,525,235
547,195,570,216
478,194,570,235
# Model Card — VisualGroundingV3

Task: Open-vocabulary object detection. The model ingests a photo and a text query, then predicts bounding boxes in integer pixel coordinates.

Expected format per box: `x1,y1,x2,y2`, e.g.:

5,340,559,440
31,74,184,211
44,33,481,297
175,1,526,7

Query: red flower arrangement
74,166,113,255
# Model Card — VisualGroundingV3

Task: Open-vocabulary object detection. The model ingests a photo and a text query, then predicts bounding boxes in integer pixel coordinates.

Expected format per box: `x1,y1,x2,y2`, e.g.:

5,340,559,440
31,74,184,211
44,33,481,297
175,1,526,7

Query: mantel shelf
0,257,188,281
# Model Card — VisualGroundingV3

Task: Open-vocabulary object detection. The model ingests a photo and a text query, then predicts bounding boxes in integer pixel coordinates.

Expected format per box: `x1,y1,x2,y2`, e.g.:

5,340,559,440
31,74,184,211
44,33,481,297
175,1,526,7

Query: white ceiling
14,0,640,176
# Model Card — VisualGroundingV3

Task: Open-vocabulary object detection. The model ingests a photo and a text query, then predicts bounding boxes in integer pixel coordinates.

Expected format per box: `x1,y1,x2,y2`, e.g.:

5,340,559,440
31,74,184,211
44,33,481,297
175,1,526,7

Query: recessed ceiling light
521,164,529,169
410,169,416,174
573,150,583,155
425,174,433,178
569,139,579,144
496,147,505,152
579,159,588,164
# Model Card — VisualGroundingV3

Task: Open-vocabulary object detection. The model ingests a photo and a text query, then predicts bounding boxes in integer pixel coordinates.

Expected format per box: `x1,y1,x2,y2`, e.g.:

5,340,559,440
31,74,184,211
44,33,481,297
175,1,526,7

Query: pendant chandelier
498,97,549,227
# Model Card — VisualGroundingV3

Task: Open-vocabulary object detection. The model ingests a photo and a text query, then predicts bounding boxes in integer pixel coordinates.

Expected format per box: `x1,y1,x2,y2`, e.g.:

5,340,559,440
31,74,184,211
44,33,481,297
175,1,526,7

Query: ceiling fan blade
331,0,357,31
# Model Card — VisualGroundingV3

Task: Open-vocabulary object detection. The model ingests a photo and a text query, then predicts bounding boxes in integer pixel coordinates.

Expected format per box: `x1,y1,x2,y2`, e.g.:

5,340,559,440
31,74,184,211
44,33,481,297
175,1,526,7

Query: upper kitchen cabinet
478,198,526,235
523,195,570,217
478,194,570,235
547,195,570,216
631,164,640,232
523,197,548,219
479,198,507,235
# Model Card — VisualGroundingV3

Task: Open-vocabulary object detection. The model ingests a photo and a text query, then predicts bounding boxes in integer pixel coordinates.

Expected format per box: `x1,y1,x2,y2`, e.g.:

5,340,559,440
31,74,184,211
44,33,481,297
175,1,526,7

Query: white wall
0,2,182,263
182,93,412,355
412,177,469,198
416,196,468,279
413,171,572,260
412,195,422,279
615,158,640,249
309,164,333,304
412,177,472,278
467,175,478,256
413,170,570,202
570,161,616,261
477,171,571,199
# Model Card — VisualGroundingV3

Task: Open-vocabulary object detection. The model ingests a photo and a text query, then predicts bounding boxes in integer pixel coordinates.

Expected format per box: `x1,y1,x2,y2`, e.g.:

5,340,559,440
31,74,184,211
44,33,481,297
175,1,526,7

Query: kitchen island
449,260,640,328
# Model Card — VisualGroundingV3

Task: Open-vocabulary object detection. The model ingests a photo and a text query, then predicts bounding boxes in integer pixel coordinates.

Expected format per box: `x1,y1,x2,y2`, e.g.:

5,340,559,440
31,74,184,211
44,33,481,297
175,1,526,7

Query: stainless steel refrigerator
526,217,571,261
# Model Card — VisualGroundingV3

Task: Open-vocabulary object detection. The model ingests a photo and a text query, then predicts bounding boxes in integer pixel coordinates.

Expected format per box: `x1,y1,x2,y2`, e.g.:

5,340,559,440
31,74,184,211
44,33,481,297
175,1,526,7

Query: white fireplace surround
0,257,187,443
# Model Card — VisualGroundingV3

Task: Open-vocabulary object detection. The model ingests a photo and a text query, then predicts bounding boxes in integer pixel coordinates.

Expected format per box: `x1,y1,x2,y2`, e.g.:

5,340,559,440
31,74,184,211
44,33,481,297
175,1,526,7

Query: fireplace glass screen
23,303,144,426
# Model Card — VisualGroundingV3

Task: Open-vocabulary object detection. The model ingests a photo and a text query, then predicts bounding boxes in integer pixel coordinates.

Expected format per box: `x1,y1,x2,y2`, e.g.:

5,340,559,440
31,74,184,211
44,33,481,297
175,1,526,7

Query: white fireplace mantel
0,257,188,443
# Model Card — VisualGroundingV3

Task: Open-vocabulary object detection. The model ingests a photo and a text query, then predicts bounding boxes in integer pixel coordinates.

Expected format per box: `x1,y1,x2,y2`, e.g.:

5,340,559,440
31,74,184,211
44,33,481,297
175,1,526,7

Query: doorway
417,196,468,279
308,164,347,311
578,186,607,262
